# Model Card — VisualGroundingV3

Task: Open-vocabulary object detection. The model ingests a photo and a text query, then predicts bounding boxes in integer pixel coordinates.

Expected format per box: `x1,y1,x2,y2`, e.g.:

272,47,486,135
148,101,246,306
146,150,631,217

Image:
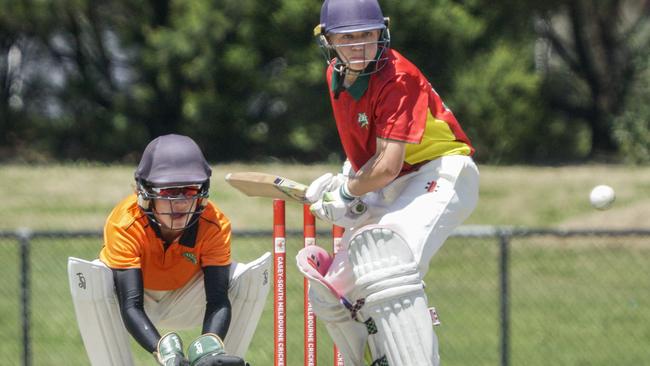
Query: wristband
339,183,358,201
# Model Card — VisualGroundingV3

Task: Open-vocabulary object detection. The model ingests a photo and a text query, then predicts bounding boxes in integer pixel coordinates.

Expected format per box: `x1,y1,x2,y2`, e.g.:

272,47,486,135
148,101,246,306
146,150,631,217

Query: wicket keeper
69,134,270,365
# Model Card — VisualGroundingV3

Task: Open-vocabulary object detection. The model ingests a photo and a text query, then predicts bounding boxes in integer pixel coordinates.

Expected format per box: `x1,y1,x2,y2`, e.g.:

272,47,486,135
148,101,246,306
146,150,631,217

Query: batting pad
348,226,440,366
67,257,134,366
308,278,370,365
225,252,272,357
297,246,368,365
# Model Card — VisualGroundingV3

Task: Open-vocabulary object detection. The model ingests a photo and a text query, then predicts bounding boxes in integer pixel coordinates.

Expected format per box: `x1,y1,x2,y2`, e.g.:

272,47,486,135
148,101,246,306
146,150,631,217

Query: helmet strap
136,180,152,210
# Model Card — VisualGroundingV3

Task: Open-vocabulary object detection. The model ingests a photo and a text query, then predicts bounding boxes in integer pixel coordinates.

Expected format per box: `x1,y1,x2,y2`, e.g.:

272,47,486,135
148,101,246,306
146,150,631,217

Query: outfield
1,164,649,365
3,163,650,231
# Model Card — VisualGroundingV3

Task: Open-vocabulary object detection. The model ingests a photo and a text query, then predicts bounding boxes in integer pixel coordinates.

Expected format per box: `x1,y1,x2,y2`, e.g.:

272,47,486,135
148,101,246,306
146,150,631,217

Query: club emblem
426,180,437,192
182,252,198,264
357,112,369,128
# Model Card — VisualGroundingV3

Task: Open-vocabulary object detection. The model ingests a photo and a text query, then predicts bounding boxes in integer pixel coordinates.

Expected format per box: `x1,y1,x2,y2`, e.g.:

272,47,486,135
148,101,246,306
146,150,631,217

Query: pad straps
341,297,389,366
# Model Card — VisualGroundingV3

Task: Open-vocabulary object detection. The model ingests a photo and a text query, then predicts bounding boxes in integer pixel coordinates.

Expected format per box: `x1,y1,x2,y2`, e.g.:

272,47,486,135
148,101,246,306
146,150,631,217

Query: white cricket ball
589,185,615,210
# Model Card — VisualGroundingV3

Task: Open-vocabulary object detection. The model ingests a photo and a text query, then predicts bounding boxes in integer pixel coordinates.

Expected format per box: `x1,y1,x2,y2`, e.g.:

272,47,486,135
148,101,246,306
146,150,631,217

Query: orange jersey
99,194,232,291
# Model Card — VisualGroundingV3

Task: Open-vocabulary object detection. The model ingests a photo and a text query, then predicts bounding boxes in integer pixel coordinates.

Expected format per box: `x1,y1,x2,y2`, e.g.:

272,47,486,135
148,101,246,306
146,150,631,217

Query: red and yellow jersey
326,48,474,175
99,194,231,291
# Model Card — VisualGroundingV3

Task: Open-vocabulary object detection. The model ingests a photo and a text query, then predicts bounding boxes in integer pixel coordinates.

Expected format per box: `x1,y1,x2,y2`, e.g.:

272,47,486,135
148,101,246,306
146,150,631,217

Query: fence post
498,229,510,366
17,228,32,366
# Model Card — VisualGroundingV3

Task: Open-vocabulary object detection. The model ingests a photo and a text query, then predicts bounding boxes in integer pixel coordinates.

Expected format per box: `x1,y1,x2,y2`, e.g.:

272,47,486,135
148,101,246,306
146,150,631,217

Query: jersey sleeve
100,222,143,269
199,209,232,267
374,72,429,144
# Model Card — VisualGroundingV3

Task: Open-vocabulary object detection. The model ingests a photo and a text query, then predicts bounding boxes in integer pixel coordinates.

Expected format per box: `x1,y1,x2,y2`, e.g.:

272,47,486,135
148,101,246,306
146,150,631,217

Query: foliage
450,42,590,163
533,0,650,158
0,0,649,164
614,55,650,164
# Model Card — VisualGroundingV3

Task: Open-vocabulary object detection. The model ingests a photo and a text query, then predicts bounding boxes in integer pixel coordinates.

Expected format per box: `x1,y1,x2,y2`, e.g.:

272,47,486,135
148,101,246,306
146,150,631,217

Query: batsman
297,0,480,365
68,134,271,365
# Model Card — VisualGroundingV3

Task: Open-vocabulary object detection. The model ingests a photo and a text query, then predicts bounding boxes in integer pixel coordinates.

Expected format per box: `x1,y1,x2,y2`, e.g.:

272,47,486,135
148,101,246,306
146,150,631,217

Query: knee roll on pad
348,226,440,366
225,252,272,358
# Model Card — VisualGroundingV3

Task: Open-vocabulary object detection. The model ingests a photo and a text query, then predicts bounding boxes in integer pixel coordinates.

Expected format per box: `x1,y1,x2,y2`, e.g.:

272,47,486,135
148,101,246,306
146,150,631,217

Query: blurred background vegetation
1,0,649,165
2,3,649,364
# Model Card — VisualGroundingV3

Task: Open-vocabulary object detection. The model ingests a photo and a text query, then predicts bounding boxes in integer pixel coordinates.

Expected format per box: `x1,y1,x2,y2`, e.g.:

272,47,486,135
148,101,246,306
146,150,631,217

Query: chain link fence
1,227,648,366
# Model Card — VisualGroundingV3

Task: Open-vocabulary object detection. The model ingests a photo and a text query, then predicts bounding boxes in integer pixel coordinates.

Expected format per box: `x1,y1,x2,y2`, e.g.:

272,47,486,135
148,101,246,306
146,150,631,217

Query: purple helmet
135,134,211,230
135,134,211,187
320,0,386,34
315,0,391,76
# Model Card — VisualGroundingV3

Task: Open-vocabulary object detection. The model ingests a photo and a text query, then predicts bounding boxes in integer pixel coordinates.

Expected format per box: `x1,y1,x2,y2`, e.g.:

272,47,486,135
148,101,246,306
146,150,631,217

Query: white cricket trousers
328,155,479,290
143,272,206,330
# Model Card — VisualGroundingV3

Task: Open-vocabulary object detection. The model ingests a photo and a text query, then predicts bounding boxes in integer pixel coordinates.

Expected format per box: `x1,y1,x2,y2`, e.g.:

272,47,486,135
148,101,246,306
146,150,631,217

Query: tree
613,45,650,163
2,0,649,164
534,0,650,157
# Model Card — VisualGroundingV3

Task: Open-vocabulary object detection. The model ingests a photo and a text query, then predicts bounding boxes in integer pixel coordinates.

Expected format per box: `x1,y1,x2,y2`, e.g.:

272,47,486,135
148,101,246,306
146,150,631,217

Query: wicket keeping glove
310,181,368,228
187,333,246,366
154,332,189,366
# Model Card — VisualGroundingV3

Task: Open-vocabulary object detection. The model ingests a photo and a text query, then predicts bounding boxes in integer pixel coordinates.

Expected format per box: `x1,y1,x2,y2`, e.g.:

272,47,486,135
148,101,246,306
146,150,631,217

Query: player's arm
113,268,161,352
347,137,406,196
185,265,242,365
202,265,232,339
115,269,191,365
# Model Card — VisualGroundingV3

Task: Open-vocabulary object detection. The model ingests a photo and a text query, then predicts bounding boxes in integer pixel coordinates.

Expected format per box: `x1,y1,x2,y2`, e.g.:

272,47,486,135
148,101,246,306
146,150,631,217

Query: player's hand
155,332,189,366
306,173,346,203
310,183,368,228
187,333,246,366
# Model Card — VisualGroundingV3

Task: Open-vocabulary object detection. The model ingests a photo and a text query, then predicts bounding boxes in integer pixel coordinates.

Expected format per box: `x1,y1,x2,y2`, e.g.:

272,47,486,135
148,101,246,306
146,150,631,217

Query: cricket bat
224,172,309,203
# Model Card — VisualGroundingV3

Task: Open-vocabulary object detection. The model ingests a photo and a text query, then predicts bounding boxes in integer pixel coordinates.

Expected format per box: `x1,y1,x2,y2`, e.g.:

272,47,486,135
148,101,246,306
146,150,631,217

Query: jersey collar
178,218,199,247
147,213,199,248
331,62,371,101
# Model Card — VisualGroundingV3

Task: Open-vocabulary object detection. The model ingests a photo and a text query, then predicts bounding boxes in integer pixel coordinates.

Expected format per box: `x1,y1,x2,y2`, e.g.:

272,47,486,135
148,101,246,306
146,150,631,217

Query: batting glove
341,159,355,177
306,172,346,203
310,182,368,228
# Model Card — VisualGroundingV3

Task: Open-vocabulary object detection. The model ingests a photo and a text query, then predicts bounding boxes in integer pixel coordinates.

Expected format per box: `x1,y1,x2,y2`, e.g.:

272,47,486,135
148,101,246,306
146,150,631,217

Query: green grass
6,235,648,365
2,163,650,231
1,163,649,364
508,239,650,365
0,238,20,362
